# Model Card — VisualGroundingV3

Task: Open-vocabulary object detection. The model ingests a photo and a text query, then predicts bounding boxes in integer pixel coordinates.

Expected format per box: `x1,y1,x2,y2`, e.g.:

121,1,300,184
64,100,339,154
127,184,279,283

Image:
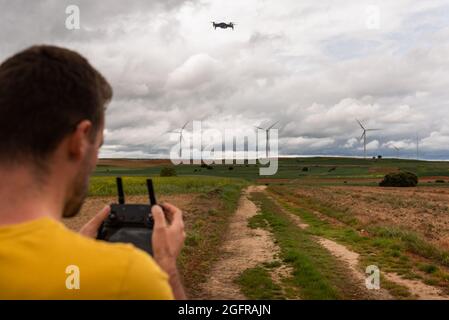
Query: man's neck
0,166,64,227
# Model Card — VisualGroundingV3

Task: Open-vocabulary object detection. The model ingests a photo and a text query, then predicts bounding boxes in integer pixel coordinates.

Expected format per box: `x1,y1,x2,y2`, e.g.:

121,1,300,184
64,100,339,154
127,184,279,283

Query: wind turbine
255,120,279,158
357,119,381,159
169,121,189,158
196,115,210,162
198,115,210,154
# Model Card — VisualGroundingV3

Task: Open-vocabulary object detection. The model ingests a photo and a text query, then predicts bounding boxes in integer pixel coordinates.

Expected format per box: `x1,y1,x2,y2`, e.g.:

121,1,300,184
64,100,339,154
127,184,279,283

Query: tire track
199,186,280,299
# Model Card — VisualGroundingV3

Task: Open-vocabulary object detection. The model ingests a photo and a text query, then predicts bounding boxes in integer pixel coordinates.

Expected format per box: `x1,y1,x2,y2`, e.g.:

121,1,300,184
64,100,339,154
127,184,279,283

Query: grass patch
419,264,439,274
236,266,285,299
381,277,411,298
369,226,449,267
247,192,368,300
269,186,359,227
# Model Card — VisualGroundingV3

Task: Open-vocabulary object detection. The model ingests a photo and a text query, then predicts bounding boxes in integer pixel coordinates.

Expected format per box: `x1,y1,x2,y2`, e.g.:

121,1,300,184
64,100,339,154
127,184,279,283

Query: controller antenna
116,177,125,204
146,179,157,205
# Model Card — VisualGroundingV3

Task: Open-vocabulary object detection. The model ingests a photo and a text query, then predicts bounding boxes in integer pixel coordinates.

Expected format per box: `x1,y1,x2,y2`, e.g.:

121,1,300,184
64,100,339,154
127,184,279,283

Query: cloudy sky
1,0,449,159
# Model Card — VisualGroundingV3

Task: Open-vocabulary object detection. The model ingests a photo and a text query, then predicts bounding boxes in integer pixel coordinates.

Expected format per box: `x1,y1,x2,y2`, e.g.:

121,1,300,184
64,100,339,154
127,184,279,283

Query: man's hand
151,202,186,299
79,205,110,238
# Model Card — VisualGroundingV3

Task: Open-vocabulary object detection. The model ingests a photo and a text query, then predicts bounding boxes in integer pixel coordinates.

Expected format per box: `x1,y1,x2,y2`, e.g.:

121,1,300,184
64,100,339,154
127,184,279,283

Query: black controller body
97,178,156,255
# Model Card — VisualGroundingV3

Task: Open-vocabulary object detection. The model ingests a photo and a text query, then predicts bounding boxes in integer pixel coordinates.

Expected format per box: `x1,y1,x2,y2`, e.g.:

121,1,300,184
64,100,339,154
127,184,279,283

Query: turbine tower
393,146,400,159
170,121,189,158
416,133,420,160
357,119,380,159
255,120,279,158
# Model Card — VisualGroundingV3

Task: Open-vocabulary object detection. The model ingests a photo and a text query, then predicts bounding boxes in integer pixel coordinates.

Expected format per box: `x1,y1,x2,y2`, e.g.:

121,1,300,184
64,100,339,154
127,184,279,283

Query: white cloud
364,140,380,151
382,140,416,150
344,138,358,148
282,136,335,151
166,54,222,90
422,132,449,150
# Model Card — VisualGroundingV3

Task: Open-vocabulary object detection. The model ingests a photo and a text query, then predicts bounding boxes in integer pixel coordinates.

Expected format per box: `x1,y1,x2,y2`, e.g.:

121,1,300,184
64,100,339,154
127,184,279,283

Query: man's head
0,45,112,217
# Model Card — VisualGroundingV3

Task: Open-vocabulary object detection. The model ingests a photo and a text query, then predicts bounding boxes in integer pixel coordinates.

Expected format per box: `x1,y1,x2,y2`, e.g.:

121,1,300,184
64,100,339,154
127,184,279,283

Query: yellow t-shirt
0,217,174,299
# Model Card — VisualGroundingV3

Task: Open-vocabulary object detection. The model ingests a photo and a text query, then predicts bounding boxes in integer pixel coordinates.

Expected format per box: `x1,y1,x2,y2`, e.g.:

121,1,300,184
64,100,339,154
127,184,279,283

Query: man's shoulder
0,218,171,299
53,222,172,299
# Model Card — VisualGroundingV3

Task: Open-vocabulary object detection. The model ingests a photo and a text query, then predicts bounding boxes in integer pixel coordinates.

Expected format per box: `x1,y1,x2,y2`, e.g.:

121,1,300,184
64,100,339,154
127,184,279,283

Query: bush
302,167,309,172
419,264,438,274
200,163,213,170
379,172,418,187
160,167,177,177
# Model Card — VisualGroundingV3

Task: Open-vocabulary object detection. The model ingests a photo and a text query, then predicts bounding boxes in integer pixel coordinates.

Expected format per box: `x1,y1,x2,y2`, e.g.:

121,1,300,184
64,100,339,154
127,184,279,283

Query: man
0,45,186,299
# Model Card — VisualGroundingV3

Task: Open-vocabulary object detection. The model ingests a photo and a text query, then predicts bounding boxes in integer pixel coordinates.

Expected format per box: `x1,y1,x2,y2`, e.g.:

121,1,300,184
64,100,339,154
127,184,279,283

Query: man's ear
67,120,93,160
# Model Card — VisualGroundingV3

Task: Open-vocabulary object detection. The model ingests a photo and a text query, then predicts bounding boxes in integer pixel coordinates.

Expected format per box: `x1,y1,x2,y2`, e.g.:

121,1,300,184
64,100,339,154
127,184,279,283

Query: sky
1,0,449,160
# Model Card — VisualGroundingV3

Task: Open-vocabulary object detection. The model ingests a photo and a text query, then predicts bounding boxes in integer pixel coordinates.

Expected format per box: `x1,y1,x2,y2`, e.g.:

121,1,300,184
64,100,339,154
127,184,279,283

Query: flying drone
211,22,236,30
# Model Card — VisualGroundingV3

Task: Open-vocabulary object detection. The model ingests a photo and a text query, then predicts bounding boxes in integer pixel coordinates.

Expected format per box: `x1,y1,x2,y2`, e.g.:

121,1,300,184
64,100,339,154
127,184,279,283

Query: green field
94,157,449,184
88,175,247,196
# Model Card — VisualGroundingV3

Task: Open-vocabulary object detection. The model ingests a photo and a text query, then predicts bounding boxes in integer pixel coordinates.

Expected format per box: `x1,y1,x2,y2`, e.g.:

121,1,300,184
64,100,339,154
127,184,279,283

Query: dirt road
201,185,449,300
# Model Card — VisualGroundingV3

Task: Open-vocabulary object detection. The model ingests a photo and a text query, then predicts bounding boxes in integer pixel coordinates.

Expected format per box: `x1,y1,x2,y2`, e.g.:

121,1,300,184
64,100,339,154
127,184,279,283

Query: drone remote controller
97,177,156,255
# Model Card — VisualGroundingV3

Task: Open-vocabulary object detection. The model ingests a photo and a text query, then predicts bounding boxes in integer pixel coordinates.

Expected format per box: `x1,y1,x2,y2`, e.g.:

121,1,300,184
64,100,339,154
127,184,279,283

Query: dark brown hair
0,45,112,165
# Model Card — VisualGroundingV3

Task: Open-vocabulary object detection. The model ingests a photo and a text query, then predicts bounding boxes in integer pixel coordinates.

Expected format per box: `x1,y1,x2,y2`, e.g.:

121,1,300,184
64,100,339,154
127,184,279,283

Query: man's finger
160,202,182,224
152,205,167,229
79,205,110,237
89,205,110,227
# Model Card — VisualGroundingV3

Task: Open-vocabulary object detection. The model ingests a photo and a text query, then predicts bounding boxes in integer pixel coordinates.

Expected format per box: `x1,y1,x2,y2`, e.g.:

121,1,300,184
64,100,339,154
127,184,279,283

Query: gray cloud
1,0,449,159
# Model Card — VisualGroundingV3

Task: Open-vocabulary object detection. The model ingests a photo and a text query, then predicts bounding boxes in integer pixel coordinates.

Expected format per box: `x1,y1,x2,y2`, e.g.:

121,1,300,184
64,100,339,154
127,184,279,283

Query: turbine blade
356,119,365,130
268,120,280,130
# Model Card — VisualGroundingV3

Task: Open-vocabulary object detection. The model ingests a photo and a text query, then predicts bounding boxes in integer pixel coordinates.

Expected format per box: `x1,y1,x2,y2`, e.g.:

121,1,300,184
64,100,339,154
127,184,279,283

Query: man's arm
151,203,186,300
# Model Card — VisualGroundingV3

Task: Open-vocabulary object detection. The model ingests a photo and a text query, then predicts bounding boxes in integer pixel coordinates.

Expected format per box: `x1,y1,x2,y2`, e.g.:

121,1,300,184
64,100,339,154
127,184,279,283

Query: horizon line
98,155,449,162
